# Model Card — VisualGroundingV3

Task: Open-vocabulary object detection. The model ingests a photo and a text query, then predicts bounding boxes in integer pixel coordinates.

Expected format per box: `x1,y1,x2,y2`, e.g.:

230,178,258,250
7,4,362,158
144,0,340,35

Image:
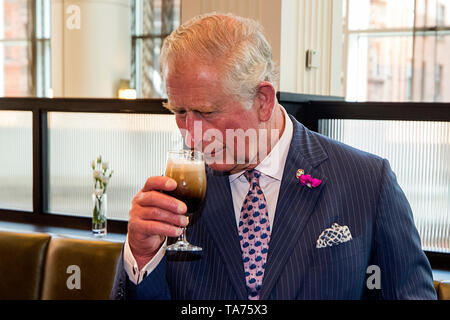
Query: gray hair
160,12,279,107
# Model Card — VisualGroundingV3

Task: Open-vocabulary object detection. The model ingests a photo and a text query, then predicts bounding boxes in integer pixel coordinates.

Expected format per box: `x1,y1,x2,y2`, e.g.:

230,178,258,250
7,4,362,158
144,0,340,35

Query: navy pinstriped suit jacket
111,116,437,300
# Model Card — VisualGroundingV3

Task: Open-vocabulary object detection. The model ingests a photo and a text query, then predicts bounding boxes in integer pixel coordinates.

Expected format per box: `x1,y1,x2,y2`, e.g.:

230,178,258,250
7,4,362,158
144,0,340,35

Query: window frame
0,97,170,234
343,0,450,102
0,0,51,97
131,0,180,98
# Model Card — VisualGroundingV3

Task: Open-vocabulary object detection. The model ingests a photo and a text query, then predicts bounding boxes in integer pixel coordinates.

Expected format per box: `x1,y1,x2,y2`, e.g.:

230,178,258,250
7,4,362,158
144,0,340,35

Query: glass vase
92,191,107,237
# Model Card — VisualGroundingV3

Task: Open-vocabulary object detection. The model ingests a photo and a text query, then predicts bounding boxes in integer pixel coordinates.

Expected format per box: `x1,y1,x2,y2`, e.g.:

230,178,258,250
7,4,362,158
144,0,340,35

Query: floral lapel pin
296,169,322,188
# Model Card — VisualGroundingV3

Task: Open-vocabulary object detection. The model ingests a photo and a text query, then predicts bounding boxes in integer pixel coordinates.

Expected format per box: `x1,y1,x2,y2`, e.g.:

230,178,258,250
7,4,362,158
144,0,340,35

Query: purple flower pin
296,169,322,188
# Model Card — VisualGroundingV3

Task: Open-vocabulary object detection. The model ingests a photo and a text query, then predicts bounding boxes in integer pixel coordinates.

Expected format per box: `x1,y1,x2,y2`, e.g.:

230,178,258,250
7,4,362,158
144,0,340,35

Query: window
437,3,445,26
344,0,450,102
0,0,33,96
406,61,413,100
0,0,51,97
1,0,180,99
35,0,51,97
0,111,33,211
131,0,180,98
47,112,182,221
335,0,450,254
435,64,443,100
319,119,450,253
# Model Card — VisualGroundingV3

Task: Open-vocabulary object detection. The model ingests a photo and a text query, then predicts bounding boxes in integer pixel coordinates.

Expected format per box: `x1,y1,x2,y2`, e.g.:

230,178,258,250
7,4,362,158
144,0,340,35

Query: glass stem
179,227,187,243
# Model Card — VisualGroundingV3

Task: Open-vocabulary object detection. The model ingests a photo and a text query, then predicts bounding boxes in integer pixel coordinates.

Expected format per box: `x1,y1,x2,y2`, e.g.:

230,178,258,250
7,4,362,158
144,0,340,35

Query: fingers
128,176,189,256
142,176,177,193
135,205,189,227
129,218,183,239
135,190,187,215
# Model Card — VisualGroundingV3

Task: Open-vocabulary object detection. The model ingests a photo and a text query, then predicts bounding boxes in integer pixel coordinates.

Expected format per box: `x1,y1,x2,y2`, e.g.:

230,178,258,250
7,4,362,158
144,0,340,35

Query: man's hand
128,176,188,270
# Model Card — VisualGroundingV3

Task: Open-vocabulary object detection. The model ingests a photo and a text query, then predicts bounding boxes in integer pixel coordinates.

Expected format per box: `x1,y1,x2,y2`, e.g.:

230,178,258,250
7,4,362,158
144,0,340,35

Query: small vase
92,190,107,237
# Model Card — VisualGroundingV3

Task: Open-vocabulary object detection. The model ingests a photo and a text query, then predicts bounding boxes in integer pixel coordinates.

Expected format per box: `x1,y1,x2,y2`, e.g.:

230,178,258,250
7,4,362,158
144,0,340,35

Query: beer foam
166,159,205,170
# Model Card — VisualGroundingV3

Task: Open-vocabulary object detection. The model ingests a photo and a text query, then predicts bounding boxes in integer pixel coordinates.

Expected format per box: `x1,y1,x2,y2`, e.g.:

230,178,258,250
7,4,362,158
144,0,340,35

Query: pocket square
316,223,352,248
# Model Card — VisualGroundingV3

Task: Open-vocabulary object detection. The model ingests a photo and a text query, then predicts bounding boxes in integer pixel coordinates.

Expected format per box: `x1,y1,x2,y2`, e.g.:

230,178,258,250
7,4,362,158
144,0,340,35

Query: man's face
164,60,260,173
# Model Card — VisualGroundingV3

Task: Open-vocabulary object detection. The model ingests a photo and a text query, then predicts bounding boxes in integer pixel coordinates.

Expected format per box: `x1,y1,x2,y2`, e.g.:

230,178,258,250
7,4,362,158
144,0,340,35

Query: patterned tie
238,169,271,300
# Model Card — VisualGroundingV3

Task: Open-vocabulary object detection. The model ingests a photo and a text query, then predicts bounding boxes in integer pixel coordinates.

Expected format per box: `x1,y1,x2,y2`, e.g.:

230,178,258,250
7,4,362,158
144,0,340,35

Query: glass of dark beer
164,150,206,252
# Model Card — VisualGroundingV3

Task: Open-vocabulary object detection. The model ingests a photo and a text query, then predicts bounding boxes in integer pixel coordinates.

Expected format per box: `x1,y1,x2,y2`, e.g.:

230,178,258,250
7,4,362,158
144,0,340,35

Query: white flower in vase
91,155,113,236
93,170,102,179
94,188,104,198
101,176,109,186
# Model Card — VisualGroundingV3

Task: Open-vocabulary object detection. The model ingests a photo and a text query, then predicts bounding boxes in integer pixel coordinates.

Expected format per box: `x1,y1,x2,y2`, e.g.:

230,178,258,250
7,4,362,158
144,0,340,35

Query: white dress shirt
124,106,294,284
228,106,293,230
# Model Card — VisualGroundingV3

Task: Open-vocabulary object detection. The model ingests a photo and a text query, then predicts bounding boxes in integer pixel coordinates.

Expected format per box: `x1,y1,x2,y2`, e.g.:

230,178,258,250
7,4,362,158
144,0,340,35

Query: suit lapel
260,118,328,299
202,172,248,299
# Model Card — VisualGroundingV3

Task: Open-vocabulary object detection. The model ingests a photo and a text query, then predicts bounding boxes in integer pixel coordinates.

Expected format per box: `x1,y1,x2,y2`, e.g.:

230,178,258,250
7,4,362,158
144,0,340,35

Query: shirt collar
229,106,294,183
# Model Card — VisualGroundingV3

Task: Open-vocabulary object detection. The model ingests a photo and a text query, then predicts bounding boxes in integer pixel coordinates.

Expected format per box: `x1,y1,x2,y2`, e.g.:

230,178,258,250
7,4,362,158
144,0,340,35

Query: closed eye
162,102,185,115
174,109,186,115
162,101,216,117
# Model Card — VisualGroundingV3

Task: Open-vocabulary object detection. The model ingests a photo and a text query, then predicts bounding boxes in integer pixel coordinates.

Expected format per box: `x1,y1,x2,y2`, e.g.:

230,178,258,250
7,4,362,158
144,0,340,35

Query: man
111,13,436,300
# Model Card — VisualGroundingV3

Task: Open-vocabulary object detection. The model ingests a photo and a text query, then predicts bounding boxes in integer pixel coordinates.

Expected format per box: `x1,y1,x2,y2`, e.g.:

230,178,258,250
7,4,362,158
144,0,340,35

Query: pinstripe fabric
111,116,437,300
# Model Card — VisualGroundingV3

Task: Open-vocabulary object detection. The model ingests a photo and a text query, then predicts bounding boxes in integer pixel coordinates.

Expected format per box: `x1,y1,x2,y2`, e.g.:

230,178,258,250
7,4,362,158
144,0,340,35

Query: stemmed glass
164,150,206,252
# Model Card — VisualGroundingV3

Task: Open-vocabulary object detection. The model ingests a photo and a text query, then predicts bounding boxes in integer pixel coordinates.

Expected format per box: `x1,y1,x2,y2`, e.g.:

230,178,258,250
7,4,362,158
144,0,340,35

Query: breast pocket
306,238,368,299
312,237,364,266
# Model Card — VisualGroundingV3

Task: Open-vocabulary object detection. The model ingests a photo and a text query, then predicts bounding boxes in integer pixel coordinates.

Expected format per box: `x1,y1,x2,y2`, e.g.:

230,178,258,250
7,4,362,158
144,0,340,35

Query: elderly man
111,13,436,300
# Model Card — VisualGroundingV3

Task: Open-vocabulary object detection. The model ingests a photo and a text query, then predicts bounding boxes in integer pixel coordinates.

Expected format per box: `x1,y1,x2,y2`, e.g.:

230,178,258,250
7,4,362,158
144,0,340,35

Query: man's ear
256,81,276,122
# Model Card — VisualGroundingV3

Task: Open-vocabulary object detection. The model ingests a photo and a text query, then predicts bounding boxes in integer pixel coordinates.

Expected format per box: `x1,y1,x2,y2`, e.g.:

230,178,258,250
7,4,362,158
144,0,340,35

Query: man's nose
185,112,202,149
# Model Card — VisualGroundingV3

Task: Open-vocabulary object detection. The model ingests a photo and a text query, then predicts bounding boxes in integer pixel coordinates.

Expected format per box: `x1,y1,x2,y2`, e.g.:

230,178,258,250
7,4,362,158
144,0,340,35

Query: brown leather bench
0,229,448,299
0,230,122,299
434,280,450,300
